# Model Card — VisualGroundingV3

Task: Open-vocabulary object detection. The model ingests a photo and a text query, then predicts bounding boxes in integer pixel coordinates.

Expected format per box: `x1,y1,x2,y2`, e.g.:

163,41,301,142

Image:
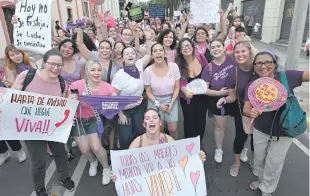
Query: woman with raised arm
243,49,309,196
111,39,152,150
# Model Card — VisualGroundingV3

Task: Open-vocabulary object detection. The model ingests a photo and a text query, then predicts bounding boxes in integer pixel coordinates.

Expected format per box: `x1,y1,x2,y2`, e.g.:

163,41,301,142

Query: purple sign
78,95,140,119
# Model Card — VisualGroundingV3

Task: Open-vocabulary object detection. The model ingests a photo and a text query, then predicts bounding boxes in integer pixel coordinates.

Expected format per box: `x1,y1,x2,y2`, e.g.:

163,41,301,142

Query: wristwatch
154,100,160,107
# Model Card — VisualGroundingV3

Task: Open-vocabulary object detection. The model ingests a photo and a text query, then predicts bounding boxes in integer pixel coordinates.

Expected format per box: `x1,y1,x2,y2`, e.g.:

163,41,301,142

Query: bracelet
154,100,160,107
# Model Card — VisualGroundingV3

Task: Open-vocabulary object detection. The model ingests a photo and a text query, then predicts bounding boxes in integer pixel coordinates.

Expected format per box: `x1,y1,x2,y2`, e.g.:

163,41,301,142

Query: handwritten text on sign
0,88,79,143
111,137,207,196
14,0,53,54
190,0,220,24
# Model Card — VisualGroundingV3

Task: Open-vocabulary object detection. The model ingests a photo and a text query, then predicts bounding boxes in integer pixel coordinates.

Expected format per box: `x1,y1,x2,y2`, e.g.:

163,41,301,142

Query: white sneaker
89,159,98,177
240,148,248,163
16,150,27,163
214,149,223,163
0,152,10,166
71,141,77,148
102,167,111,185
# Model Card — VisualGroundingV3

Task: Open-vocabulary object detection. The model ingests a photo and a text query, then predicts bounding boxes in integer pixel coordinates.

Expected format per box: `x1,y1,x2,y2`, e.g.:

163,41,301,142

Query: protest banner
149,4,165,19
190,0,220,24
13,0,53,54
248,77,288,112
128,7,144,23
0,88,79,143
111,136,207,196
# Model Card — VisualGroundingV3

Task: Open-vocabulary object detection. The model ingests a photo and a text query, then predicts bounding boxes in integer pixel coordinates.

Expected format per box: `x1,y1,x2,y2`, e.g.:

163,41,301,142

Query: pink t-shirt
69,80,115,118
165,50,177,63
143,62,181,96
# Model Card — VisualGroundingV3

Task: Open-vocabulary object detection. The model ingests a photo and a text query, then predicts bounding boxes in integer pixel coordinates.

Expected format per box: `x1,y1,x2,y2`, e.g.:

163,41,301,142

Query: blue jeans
118,104,145,149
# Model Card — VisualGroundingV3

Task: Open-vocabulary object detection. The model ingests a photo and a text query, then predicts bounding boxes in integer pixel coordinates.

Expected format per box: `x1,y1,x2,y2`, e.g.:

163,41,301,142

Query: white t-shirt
112,59,144,96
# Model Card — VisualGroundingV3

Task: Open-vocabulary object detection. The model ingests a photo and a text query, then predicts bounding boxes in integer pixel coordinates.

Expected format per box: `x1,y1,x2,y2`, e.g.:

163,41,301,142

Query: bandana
123,65,140,79
16,64,31,74
78,95,140,119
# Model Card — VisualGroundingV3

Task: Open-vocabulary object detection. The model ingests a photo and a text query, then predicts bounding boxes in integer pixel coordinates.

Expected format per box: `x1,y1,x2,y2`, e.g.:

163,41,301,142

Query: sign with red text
13,0,53,54
0,88,79,143
111,137,207,196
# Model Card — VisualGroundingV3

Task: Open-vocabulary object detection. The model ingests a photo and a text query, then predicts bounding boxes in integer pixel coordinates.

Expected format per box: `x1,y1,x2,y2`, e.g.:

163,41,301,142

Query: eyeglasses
254,61,274,68
46,61,64,68
122,33,132,37
181,44,192,49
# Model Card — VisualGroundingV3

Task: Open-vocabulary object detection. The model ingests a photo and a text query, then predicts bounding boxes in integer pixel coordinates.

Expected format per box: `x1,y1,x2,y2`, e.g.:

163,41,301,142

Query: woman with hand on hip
144,43,181,139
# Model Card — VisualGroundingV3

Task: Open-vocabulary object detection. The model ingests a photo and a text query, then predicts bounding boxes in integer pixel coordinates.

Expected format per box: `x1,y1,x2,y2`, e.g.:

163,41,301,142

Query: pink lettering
15,118,51,134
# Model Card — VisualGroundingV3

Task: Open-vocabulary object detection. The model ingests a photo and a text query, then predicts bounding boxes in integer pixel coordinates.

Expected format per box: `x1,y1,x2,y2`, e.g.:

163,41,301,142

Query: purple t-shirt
206,55,238,90
225,66,254,104
245,70,304,136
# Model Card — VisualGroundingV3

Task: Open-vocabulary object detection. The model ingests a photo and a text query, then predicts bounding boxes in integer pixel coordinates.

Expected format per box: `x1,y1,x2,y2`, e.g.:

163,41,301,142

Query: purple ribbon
66,20,86,32
220,107,225,116
16,64,31,74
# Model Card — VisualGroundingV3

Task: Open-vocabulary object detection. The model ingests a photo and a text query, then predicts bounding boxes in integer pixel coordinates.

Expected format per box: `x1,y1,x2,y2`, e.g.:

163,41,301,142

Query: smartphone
70,89,79,94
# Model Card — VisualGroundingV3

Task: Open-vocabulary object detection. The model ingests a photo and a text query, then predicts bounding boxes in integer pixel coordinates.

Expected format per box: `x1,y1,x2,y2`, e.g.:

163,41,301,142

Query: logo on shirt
213,64,234,81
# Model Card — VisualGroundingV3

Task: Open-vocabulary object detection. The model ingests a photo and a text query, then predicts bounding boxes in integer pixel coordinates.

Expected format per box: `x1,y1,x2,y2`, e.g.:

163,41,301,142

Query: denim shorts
71,117,98,137
147,95,178,122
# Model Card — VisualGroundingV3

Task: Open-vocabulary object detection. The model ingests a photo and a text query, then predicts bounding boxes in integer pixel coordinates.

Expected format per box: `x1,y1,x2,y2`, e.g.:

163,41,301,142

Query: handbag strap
235,66,243,116
107,60,113,84
280,71,292,95
85,80,102,122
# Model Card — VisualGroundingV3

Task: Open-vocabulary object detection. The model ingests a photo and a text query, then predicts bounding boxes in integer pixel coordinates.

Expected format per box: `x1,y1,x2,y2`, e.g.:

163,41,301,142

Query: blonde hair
85,60,103,79
233,40,257,60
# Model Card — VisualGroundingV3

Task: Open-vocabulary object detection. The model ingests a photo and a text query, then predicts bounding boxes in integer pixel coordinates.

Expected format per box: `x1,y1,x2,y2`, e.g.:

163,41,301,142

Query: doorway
3,7,15,43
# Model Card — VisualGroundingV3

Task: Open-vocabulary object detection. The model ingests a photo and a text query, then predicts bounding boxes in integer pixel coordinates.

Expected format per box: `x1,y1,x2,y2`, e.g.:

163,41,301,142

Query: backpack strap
22,68,65,94
107,60,113,84
22,68,37,91
280,71,292,95
57,75,66,94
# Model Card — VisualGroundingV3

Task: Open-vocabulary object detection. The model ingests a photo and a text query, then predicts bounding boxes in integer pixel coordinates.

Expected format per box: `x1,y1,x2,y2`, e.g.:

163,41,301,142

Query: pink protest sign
248,77,288,112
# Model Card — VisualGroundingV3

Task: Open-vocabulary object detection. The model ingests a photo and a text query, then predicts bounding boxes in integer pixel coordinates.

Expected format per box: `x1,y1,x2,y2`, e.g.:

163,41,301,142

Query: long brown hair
5,44,32,70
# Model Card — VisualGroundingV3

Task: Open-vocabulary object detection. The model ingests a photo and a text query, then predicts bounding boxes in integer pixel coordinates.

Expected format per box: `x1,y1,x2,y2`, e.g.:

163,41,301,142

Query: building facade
233,0,309,43
0,0,120,58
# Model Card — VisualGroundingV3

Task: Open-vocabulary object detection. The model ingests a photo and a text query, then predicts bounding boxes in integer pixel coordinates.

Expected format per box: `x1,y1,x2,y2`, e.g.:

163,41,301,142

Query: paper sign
0,88,79,143
149,4,165,19
13,0,53,54
111,137,207,196
186,79,208,95
128,7,144,23
190,0,220,24
174,11,182,17
248,77,288,112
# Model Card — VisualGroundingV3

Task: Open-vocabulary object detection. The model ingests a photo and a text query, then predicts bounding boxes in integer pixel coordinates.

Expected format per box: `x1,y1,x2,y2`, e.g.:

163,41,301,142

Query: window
84,1,90,17
67,8,73,23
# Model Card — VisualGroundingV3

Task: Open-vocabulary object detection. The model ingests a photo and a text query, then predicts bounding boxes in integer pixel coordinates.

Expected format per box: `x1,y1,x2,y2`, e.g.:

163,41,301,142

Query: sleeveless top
61,54,83,86
138,134,168,148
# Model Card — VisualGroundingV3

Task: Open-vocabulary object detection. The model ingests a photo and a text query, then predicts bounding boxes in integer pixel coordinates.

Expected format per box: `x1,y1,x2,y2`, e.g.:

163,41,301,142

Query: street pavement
0,115,309,196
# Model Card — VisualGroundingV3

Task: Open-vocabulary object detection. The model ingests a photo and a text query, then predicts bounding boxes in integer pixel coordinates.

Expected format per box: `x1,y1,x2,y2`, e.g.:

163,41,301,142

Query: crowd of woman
0,4,308,196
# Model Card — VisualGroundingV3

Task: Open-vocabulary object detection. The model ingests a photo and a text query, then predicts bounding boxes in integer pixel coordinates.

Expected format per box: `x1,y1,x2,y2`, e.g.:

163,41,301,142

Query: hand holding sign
248,77,288,112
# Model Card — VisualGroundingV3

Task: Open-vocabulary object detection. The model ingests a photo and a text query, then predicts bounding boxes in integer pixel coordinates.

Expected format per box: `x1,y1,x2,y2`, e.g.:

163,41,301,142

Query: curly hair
4,44,32,70
157,28,177,50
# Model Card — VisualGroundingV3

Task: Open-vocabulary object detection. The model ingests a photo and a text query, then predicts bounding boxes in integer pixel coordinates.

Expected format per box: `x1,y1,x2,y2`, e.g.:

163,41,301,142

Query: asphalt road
0,116,309,196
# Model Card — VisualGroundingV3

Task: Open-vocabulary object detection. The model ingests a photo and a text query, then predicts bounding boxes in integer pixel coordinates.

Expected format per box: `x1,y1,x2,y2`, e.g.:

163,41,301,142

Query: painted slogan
13,0,53,54
0,88,79,143
111,137,207,196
